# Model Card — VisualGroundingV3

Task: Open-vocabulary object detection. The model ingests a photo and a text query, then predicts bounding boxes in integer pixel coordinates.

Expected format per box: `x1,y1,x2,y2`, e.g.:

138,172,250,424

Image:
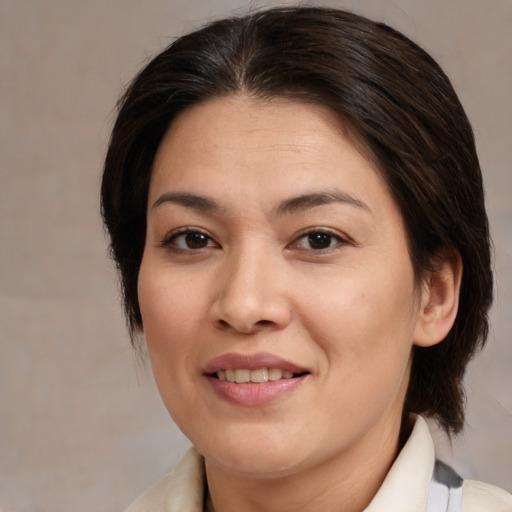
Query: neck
204,414,412,512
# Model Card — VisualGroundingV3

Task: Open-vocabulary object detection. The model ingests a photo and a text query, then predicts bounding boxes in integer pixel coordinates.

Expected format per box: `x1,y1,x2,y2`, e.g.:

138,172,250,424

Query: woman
101,6,511,512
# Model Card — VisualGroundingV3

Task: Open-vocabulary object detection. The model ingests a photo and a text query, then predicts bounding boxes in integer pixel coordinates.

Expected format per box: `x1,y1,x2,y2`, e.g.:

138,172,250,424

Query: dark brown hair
101,6,493,434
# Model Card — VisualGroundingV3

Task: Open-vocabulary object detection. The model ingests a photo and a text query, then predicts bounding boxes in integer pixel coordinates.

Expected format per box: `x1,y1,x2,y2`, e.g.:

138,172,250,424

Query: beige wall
1,1,511,510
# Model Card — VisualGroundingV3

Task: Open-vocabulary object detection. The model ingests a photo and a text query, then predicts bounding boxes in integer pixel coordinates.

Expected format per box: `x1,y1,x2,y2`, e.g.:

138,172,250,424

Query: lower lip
206,375,307,406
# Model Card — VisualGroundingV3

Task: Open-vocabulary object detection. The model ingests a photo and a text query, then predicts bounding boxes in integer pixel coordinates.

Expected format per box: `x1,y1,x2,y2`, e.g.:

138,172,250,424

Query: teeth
268,368,283,381
216,367,297,383
250,368,268,383
234,369,250,383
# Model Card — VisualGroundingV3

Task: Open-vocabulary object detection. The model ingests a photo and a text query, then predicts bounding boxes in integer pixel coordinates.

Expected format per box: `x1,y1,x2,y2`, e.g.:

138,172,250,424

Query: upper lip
203,352,309,375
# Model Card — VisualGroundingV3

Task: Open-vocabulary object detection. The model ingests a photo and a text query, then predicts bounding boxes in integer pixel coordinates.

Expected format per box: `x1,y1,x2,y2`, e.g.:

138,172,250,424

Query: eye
162,229,218,250
293,230,346,250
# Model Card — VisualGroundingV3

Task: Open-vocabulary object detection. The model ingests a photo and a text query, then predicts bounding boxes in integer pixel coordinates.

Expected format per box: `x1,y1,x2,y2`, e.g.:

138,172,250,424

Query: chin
198,429,310,479
209,451,305,480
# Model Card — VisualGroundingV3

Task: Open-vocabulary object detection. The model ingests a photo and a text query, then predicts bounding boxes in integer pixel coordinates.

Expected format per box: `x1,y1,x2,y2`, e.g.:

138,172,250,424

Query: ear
413,248,463,348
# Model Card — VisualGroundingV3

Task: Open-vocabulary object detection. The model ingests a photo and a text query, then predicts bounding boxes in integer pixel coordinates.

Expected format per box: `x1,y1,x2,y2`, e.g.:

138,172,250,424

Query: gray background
1,1,511,511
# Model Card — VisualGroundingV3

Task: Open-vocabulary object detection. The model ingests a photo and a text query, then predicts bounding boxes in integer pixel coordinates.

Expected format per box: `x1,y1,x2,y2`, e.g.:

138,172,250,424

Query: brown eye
293,230,346,250
184,232,209,249
307,232,334,249
167,230,217,250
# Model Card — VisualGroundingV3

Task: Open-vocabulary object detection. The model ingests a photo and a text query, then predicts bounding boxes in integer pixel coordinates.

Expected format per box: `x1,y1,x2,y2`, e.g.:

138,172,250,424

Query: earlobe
413,249,463,348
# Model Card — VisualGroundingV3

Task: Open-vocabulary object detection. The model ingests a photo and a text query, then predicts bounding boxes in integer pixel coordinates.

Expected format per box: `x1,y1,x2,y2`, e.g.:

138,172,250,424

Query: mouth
203,353,309,405
213,368,307,383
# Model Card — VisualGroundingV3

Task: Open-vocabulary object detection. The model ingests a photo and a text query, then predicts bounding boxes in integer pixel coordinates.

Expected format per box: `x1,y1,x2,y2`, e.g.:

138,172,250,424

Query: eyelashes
159,227,219,251
159,226,350,255
290,229,348,251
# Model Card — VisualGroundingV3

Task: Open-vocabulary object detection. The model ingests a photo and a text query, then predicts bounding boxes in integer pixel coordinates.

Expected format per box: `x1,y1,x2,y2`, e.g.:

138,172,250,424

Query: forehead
150,95,387,205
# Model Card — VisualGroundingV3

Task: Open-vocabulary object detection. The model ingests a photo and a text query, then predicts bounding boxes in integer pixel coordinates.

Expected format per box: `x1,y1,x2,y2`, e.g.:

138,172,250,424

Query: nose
209,246,292,334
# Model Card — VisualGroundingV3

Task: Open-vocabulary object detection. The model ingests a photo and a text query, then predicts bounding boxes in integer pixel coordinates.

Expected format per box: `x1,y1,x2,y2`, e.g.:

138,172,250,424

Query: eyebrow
152,192,223,213
151,189,370,216
273,190,371,216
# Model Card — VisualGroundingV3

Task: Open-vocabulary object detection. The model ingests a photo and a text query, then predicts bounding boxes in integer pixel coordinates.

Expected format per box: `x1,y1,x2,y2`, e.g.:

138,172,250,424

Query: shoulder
125,447,205,512
462,479,512,512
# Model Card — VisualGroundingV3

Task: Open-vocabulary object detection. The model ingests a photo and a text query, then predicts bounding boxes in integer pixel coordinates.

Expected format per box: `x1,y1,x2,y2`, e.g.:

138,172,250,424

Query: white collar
365,415,435,511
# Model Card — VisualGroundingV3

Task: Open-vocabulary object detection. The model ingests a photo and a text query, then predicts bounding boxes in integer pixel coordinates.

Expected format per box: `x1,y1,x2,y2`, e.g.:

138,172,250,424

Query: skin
138,96,461,512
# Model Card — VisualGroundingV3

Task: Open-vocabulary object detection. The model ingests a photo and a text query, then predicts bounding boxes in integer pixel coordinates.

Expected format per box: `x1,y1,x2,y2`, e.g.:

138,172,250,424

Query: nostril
214,317,277,333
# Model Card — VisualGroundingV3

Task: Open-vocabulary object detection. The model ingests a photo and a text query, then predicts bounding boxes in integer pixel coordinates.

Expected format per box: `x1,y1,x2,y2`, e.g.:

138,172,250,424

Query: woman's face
138,96,426,479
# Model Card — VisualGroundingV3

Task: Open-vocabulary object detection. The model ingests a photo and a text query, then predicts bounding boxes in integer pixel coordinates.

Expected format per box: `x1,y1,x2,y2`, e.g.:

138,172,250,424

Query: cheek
138,260,204,363
295,262,418,367
137,263,208,417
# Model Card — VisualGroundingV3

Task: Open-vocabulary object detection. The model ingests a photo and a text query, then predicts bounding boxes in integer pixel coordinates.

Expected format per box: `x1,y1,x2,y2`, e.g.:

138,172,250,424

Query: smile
204,353,309,405
216,368,296,383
